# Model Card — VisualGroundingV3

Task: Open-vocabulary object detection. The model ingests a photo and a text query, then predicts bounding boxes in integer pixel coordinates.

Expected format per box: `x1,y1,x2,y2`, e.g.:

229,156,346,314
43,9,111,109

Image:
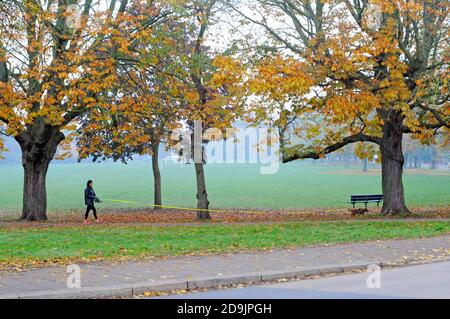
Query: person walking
84,180,101,224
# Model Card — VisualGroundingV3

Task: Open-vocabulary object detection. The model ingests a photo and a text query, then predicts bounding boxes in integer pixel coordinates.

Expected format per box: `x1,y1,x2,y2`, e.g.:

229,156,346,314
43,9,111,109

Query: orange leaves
108,14,240,152
0,81,26,135
324,91,380,124
0,0,139,141
251,2,448,152
246,55,313,132
250,55,313,99
195,55,248,128
209,56,245,90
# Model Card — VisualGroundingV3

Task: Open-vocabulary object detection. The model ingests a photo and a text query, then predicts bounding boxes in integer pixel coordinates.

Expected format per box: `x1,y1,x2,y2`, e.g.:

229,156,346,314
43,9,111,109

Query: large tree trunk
380,111,410,215
362,158,368,172
189,120,211,220
21,158,51,220
194,162,211,220
151,141,162,210
17,123,64,221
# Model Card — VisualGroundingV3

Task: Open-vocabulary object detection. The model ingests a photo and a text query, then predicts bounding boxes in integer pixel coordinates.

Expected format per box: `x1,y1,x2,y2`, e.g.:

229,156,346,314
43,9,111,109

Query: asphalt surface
160,261,450,299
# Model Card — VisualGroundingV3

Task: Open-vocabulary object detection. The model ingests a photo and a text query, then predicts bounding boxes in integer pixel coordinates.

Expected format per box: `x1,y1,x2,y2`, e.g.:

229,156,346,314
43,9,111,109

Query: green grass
0,221,449,263
0,162,449,211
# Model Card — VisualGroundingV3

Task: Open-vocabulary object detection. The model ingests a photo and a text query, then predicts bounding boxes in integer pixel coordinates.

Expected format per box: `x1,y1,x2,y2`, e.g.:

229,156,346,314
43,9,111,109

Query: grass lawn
1,220,449,267
1,161,449,211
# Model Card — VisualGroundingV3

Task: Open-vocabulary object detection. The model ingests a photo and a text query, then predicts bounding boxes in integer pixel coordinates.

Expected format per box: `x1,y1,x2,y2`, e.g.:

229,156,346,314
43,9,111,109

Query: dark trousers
85,205,97,219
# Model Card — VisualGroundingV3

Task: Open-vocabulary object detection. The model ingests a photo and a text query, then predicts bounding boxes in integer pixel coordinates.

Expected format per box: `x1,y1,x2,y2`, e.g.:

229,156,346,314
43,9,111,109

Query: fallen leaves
1,206,449,229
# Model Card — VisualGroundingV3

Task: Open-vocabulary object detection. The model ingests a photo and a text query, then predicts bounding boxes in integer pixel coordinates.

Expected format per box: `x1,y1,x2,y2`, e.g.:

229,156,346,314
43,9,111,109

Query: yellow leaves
379,79,411,104
248,54,314,132
185,91,200,104
412,129,437,145
57,72,69,80
324,90,380,124
250,55,313,100
0,82,27,135
354,142,377,161
401,108,420,132
305,126,321,140
209,56,245,90
0,2,131,135
0,137,6,159
54,133,76,161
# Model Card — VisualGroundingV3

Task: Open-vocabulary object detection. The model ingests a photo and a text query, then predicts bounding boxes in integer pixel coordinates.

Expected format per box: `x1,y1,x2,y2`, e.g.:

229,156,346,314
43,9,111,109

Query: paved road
161,261,450,299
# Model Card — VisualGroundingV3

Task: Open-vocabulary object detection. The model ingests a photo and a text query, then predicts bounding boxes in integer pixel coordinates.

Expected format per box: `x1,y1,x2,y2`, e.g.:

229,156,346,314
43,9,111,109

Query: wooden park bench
350,194,383,208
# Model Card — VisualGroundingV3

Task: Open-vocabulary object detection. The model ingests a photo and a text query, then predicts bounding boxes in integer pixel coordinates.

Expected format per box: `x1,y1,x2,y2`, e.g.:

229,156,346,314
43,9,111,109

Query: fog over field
1,161,448,212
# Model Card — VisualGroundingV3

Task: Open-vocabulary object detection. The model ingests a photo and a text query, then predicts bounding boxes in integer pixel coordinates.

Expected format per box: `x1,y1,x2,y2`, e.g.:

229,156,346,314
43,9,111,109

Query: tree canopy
0,0,448,219
233,0,449,213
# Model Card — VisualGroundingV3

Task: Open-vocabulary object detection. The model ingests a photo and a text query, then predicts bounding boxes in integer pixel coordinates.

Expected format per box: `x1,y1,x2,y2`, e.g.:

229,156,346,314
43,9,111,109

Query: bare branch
282,133,382,163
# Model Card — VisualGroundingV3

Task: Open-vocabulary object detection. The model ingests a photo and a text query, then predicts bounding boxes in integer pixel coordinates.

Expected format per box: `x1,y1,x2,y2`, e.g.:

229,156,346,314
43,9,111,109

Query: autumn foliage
0,0,164,220
237,0,449,214
0,0,448,220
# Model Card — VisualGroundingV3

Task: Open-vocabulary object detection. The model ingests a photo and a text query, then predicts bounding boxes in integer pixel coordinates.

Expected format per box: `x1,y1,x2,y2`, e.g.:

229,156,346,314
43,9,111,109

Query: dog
348,208,368,216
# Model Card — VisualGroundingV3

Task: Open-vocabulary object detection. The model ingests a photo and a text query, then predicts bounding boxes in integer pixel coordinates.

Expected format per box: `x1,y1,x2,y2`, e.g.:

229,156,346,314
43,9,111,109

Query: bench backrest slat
350,194,383,201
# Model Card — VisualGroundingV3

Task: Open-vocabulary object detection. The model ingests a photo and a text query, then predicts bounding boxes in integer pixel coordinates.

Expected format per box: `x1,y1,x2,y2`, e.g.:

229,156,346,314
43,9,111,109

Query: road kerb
1,258,448,299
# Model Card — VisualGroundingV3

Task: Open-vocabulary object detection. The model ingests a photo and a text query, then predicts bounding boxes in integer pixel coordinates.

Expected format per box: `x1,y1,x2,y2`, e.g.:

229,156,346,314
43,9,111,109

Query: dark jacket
84,187,97,206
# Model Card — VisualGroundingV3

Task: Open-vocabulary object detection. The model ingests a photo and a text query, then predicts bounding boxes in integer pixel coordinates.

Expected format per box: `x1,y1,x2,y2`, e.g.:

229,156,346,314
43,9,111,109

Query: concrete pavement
0,235,449,298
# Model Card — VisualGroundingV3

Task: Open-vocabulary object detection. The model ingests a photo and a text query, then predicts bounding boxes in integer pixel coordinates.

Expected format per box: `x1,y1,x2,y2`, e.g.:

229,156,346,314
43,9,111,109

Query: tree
165,0,246,219
234,0,449,214
76,1,245,218
75,0,178,210
0,0,151,220
76,20,185,210
247,55,313,152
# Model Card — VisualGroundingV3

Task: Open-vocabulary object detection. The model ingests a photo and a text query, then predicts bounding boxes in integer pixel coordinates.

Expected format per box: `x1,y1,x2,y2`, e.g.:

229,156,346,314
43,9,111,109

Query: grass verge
1,220,449,269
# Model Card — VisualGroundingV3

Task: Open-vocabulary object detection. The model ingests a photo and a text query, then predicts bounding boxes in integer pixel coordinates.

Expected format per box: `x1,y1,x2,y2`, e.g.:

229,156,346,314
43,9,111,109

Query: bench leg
365,202,368,209
352,203,355,208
